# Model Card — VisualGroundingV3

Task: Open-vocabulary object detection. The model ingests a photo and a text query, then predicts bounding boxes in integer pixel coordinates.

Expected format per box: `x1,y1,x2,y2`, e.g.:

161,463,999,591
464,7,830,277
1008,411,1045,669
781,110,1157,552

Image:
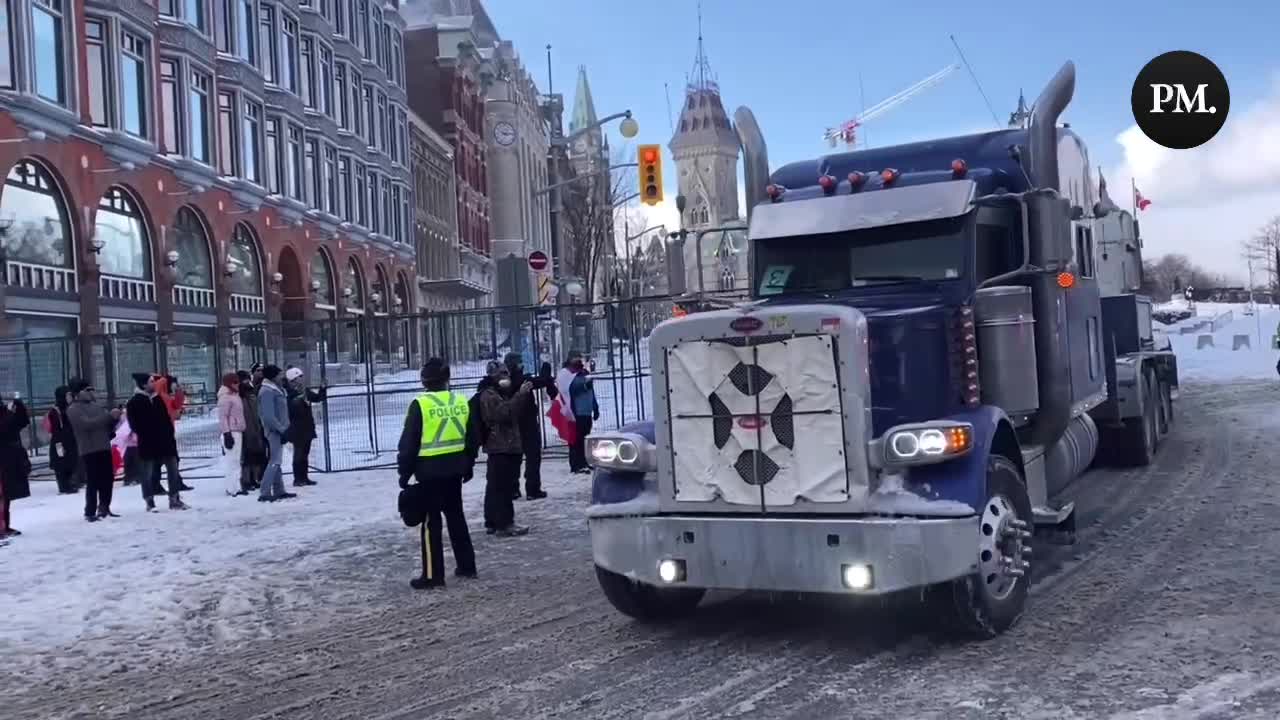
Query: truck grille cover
666,333,849,507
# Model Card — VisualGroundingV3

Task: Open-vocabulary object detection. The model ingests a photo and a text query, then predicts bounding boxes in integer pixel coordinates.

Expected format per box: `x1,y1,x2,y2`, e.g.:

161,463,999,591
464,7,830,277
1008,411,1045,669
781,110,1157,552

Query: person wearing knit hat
476,360,532,537
65,378,124,521
255,363,294,501
283,366,325,487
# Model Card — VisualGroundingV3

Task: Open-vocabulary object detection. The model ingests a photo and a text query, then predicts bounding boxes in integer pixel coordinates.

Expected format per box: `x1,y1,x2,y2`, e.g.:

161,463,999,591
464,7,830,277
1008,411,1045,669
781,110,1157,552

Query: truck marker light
737,415,768,430
730,316,764,333
841,563,874,591
880,168,900,185
847,171,867,191
765,184,785,202
818,174,837,195
951,158,968,178
1057,271,1076,289
820,317,840,331
658,559,686,584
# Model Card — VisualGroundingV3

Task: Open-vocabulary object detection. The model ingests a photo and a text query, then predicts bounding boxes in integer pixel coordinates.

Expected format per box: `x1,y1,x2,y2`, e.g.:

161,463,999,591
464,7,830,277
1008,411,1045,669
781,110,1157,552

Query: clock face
493,121,516,146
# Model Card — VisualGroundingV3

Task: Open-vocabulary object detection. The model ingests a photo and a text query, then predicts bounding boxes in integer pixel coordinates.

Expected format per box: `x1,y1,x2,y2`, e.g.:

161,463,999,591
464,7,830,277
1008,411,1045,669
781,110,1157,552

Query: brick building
0,0,414,395
401,0,494,306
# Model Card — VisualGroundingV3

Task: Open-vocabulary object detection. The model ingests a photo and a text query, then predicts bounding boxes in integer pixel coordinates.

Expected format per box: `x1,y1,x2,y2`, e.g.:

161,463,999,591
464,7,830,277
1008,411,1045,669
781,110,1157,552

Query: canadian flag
1134,186,1152,211
546,367,578,445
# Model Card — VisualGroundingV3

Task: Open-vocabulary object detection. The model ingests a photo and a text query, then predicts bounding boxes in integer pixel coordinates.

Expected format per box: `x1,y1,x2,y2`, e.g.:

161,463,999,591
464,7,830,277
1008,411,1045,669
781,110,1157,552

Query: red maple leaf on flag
1134,186,1152,211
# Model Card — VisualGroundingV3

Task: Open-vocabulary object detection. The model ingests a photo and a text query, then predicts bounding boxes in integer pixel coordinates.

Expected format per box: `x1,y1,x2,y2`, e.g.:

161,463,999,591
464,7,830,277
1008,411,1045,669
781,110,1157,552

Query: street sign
528,251,549,271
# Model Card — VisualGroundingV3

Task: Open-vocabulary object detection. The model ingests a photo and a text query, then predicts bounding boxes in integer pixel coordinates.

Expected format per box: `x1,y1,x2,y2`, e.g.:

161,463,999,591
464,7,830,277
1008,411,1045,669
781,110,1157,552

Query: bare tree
560,147,636,305
1142,253,1233,300
1241,216,1280,294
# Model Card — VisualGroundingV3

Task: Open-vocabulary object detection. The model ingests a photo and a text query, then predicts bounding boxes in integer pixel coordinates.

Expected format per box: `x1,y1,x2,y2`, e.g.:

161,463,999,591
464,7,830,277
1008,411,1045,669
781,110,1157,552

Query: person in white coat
217,372,248,496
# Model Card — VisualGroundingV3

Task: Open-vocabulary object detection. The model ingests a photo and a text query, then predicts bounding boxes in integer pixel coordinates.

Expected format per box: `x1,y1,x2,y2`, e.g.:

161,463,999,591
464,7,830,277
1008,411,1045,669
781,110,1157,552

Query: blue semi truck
584,62,1178,638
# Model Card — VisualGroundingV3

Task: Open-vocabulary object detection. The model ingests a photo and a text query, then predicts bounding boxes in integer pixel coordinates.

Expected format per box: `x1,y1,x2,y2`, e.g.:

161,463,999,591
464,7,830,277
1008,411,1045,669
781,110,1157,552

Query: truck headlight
586,432,657,472
875,421,974,467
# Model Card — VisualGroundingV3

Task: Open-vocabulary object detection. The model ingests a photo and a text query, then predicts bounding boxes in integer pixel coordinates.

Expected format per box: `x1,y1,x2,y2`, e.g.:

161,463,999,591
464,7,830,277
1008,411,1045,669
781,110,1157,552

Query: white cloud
1106,74,1280,282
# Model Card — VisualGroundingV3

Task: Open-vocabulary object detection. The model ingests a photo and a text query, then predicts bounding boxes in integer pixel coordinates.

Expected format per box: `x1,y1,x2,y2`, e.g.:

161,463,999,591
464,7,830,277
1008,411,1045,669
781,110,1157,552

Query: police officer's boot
410,575,445,590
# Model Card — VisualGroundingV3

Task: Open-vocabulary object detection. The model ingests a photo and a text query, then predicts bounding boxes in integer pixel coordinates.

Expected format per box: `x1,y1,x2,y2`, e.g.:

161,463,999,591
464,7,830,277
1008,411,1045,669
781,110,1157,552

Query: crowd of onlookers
0,350,601,549
0,363,327,543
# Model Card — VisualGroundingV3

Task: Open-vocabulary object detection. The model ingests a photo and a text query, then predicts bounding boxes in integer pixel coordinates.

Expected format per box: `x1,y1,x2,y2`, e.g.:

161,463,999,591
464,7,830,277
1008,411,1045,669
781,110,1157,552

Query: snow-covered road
5,380,1280,718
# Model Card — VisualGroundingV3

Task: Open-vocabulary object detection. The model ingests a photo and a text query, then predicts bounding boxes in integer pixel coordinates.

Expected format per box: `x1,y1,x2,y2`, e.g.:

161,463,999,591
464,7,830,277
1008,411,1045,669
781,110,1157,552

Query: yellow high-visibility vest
417,391,470,457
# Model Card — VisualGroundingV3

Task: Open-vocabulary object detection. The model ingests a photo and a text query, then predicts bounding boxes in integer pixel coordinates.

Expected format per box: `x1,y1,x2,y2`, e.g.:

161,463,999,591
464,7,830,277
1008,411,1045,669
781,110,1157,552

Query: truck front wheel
595,565,706,621
930,454,1032,639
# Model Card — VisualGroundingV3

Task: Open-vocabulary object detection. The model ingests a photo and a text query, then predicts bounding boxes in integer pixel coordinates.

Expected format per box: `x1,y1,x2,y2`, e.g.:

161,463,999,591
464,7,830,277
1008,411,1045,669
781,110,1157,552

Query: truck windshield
754,216,969,296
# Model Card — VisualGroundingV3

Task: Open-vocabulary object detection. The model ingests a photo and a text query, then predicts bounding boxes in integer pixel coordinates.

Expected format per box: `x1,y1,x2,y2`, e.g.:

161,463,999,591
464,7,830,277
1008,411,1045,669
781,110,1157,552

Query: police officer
396,357,478,589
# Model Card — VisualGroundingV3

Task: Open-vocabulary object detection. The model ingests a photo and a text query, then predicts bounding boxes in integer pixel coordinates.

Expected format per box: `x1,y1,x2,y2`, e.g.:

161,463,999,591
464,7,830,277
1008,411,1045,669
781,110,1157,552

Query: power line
950,34,1001,127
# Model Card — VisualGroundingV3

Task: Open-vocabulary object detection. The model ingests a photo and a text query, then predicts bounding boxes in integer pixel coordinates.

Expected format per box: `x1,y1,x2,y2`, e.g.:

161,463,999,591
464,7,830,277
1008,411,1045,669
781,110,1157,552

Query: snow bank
865,474,975,517
586,491,659,518
1168,302,1280,382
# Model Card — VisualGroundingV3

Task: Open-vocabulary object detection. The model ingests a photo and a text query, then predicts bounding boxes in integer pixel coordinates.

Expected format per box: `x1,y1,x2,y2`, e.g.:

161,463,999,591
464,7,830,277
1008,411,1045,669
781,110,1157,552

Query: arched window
95,187,151,279
172,207,212,288
0,159,74,268
373,264,390,312
311,250,335,306
344,257,365,310
226,223,262,296
394,271,411,312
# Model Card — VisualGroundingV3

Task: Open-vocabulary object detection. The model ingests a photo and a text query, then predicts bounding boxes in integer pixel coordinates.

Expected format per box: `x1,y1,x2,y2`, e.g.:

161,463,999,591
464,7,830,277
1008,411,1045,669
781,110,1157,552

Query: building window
382,175,392,238
121,31,150,139
323,144,337,215
304,137,320,208
32,0,68,105
355,0,368,54
376,91,387,151
391,30,402,87
0,1,12,88
85,19,111,127
264,116,282,194
368,169,379,234
258,3,276,84
299,35,314,108
338,156,352,223
380,22,390,75
391,183,403,243
217,91,238,176
185,0,208,33
354,161,367,227
217,0,233,53
160,59,181,154
333,62,348,129
333,0,346,36
281,14,299,93
370,7,383,68
363,84,374,146
318,45,333,117
227,223,263,297
172,207,213,289
350,70,364,138
96,187,152,280
189,69,212,164
286,124,303,201
0,160,74,268
236,0,256,66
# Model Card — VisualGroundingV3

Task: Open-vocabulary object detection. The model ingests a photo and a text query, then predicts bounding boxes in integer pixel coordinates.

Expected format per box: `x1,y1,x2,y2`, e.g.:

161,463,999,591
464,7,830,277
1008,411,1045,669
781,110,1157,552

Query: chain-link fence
3,293,745,477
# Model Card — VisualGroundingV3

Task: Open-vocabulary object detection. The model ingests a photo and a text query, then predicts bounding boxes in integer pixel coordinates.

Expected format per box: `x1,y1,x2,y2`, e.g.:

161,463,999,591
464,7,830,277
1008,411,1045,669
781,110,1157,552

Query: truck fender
1112,356,1144,418
589,420,658,506
907,406,1021,512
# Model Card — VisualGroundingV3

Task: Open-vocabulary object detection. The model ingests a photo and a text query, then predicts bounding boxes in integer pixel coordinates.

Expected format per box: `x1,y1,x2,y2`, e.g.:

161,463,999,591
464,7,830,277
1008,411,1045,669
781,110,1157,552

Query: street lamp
564,279,584,297
618,115,639,139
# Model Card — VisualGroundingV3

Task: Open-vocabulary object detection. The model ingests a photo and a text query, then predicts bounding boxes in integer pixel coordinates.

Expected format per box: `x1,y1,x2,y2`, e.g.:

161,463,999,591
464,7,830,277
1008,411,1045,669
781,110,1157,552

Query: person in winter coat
0,395,31,537
238,370,267,492
396,358,479,589
66,379,122,521
283,366,325,487
150,375,191,493
256,365,294,502
477,361,532,537
129,373,189,511
502,352,557,501
566,356,601,473
45,385,81,494
217,372,248,496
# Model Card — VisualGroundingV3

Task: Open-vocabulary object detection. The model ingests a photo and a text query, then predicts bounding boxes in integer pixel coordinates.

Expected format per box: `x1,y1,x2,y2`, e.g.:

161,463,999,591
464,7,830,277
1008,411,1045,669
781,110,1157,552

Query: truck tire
595,565,706,622
929,454,1032,640
1160,377,1175,434
1127,369,1159,466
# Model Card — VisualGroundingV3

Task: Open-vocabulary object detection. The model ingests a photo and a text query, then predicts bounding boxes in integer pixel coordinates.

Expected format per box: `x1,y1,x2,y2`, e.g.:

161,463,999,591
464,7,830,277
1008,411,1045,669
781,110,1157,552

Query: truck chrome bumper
589,514,980,595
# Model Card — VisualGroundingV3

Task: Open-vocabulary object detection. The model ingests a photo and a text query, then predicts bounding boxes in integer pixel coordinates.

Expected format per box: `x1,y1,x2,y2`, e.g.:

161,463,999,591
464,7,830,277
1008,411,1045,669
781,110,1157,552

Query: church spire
686,0,717,93
569,65,599,137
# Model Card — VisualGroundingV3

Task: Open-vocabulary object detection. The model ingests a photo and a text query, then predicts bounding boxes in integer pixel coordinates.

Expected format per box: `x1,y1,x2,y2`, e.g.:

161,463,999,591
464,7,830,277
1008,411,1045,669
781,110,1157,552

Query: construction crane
823,64,961,148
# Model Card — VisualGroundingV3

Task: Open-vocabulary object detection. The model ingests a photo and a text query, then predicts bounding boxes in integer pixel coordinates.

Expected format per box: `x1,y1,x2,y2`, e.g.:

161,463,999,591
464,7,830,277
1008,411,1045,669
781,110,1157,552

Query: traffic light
639,144,663,206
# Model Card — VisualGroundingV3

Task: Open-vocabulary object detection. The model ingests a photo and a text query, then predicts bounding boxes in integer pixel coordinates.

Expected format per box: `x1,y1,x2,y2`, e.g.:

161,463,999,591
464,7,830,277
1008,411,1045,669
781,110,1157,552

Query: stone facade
0,0,416,386
482,40,550,308
401,0,494,307
409,108,482,311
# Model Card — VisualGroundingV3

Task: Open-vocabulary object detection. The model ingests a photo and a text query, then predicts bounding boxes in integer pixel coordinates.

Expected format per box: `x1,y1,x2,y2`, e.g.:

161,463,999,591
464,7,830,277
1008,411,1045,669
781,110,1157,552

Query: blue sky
485,0,1280,278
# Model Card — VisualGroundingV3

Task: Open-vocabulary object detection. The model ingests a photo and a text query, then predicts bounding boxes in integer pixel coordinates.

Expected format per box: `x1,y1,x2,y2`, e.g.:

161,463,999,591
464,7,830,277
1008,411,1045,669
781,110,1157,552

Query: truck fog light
658,559,686,584
841,563,874,591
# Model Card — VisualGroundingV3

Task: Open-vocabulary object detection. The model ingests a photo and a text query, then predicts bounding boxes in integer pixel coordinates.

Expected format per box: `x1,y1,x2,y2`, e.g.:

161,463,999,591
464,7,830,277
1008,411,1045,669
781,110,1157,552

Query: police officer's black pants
420,474,476,581
484,453,521,530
